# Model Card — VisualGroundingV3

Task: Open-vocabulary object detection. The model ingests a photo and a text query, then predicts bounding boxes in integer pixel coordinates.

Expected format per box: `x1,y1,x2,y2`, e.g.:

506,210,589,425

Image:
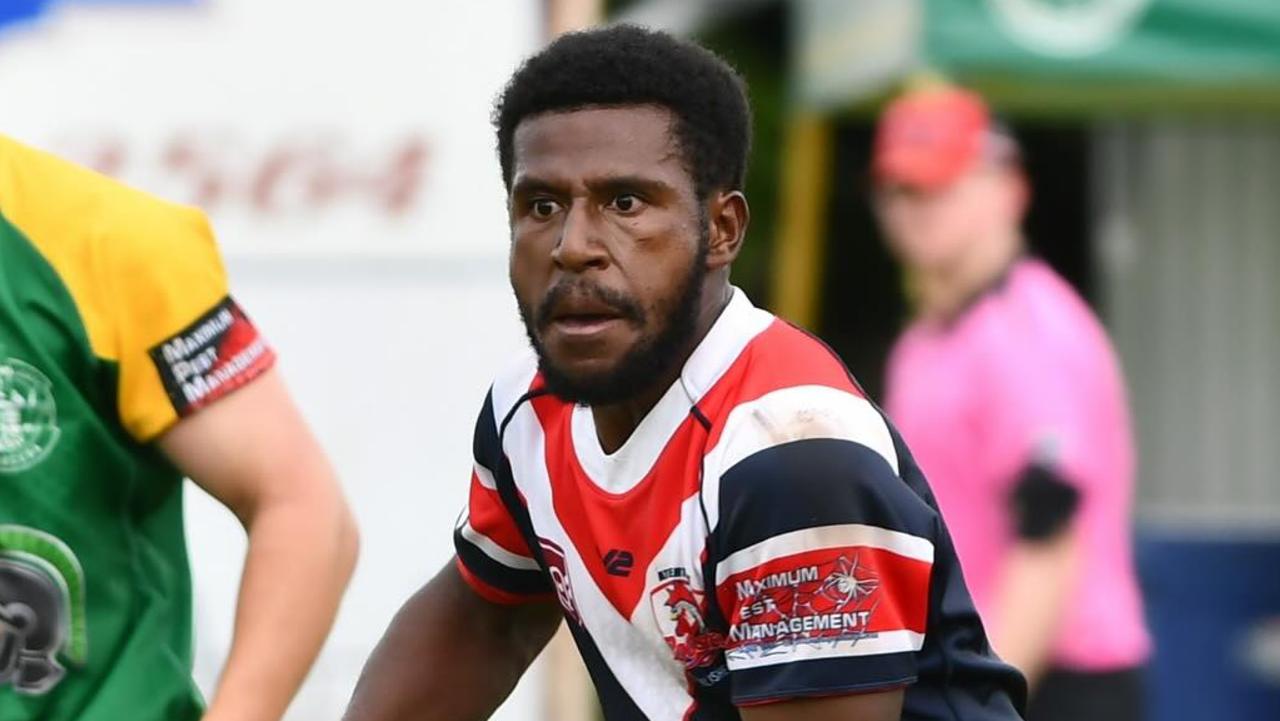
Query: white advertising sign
0,0,533,260
1,2,546,720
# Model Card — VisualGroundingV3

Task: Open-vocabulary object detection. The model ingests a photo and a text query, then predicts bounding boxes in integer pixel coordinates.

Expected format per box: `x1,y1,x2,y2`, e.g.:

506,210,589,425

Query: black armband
1009,464,1081,541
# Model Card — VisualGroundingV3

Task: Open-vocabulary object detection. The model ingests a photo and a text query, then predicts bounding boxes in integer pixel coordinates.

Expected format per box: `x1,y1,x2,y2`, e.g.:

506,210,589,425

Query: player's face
508,105,707,405
875,165,1022,272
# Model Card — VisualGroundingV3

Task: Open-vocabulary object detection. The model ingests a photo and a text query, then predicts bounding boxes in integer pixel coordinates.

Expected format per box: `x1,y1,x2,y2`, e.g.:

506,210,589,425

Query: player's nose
551,201,609,273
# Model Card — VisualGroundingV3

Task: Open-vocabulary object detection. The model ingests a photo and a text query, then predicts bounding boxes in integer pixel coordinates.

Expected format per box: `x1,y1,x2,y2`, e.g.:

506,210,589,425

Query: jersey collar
570,286,774,494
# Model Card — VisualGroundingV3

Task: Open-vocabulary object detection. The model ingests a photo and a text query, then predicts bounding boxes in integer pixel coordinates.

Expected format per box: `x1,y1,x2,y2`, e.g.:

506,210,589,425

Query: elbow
336,499,361,581
283,474,362,585
321,490,360,586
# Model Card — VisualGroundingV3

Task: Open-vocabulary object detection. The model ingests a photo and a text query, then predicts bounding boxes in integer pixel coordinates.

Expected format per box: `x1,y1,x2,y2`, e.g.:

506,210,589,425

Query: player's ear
705,190,748,271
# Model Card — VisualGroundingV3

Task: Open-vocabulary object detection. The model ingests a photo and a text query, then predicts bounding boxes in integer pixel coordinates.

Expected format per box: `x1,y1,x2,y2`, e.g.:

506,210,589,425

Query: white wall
0,1,545,718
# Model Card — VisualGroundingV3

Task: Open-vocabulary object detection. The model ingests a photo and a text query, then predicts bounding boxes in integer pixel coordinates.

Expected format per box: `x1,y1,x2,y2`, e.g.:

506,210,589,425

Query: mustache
535,279,645,329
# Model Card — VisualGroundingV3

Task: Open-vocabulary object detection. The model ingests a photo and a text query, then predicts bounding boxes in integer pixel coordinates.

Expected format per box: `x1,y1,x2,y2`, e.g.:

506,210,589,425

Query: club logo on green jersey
0,525,88,695
0,358,60,474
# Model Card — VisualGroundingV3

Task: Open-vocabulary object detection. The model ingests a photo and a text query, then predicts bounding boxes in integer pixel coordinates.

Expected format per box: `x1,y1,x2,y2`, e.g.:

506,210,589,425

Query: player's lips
551,315,624,336
546,298,631,338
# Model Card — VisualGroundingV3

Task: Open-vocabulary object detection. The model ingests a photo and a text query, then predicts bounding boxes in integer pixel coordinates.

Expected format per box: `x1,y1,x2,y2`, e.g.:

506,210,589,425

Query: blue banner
1139,530,1280,721
0,1,52,32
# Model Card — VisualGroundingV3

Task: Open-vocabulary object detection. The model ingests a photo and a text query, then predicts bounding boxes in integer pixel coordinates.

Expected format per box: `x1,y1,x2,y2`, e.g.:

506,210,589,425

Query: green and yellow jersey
0,134,275,720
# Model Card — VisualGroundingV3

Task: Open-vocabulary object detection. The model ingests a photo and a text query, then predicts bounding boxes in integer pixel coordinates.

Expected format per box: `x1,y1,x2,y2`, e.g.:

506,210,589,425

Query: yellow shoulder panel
0,134,233,441
0,134,119,361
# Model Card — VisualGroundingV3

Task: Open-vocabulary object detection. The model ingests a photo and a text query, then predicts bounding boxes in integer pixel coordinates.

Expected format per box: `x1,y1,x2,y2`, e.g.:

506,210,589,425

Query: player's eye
607,194,644,214
530,198,561,219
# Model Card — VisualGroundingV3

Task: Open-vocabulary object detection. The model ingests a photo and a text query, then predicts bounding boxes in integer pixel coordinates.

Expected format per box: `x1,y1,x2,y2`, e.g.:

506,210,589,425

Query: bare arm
739,688,905,721
988,528,1081,686
343,560,563,721
158,369,360,721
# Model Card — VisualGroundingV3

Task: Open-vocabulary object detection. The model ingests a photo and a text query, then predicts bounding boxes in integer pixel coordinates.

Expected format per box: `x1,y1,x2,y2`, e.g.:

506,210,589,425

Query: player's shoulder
711,384,901,491
0,133,223,310
705,390,933,547
740,319,864,395
705,322,899,485
1,133,209,247
485,347,540,427
708,382,898,478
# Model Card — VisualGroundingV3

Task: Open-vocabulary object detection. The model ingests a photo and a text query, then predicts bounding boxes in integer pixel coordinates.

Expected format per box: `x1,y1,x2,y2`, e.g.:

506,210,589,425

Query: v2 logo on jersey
603,549,633,577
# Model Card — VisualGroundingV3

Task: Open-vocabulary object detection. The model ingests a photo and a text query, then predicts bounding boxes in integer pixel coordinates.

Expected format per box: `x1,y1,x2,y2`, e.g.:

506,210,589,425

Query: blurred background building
2,1,1278,719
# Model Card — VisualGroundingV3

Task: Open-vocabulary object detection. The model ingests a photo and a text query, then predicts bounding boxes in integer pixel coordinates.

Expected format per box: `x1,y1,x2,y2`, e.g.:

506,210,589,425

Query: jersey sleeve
708,386,936,706
104,197,275,442
453,390,551,604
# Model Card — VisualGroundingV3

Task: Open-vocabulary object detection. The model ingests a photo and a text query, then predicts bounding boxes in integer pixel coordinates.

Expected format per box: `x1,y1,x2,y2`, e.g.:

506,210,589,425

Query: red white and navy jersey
455,289,1024,720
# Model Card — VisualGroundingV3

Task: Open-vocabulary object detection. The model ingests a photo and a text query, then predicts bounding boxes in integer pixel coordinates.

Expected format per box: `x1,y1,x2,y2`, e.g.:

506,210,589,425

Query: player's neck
916,230,1022,323
590,285,733,454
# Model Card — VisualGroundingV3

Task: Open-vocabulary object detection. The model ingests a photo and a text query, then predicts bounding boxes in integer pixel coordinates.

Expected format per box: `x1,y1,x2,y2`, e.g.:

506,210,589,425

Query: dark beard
518,242,709,406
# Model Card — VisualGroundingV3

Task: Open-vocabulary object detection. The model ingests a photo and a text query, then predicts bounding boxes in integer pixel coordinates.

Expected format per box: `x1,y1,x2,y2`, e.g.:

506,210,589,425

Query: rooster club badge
650,567,725,670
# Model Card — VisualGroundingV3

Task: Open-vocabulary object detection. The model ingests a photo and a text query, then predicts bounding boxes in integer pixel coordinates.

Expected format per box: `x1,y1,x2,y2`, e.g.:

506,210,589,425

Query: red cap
873,86,993,189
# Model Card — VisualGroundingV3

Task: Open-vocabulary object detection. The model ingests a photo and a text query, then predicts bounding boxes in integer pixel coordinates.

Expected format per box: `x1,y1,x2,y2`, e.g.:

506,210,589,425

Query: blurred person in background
874,85,1150,721
345,25,1024,721
0,133,359,721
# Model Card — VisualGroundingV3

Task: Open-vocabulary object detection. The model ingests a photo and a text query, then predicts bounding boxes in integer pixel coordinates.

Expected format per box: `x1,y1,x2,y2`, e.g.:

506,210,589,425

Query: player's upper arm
92,193,332,517
156,368,345,524
453,389,553,604
705,385,935,707
100,196,274,442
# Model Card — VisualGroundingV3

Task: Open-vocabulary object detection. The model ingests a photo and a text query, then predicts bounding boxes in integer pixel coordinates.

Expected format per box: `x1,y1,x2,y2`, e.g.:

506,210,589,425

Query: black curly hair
494,24,752,200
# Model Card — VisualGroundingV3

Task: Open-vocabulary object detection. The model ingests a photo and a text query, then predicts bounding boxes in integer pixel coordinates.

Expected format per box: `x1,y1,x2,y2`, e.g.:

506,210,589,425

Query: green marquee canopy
793,0,1280,114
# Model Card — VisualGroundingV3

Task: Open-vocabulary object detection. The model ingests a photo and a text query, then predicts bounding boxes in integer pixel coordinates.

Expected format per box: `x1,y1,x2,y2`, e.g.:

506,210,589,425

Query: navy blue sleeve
710,437,938,706
452,390,551,603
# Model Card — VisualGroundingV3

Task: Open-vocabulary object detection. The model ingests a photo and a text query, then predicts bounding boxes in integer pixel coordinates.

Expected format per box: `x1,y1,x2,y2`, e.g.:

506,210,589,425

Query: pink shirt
885,258,1150,671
